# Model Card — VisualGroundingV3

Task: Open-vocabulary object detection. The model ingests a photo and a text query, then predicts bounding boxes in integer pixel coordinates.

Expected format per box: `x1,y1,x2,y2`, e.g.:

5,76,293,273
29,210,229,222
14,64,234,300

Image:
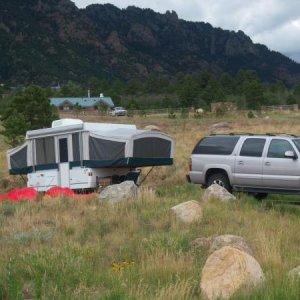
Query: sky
73,0,300,62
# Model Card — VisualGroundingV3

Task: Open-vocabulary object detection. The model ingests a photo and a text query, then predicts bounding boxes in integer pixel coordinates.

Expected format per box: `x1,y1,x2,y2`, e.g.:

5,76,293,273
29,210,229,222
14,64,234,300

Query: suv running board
233,186,300,195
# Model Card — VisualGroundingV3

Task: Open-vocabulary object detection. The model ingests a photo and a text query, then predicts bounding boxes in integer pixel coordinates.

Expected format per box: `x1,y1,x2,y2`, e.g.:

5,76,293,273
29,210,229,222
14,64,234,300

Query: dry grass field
0,112,300,299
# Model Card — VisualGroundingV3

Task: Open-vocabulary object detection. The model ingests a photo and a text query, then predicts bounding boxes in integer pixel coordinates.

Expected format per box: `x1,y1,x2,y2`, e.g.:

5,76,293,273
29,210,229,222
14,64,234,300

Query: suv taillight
189,158,192,171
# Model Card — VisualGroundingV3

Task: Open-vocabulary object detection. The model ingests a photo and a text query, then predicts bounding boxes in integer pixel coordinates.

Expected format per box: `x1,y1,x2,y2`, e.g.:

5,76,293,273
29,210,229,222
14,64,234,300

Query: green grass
0,187,299,299
1,114,300,298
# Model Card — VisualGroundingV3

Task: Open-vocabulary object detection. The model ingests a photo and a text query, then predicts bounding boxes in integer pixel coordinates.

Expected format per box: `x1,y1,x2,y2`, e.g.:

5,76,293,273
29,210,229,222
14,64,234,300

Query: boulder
202,184,236,202
288,265,300,280
209,234,252,255
200,246,264,300
170,200,202,224
144,125,161,131
99,181,138,203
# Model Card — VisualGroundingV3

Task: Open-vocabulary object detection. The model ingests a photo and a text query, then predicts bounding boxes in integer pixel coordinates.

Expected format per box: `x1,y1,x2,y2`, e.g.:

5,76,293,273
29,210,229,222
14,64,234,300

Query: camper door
58,135,71,187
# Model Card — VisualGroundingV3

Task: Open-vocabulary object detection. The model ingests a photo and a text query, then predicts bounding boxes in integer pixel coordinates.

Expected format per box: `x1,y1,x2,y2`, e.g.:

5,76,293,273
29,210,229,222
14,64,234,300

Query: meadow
0,111,300,299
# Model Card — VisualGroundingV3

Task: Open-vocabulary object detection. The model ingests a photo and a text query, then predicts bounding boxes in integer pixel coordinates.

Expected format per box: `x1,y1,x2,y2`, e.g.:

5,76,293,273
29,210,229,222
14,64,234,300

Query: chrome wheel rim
213,179,224,187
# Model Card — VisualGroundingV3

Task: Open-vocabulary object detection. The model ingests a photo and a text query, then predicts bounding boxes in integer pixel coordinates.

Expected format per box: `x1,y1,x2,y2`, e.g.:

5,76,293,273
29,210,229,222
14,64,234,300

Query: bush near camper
1,86,58,146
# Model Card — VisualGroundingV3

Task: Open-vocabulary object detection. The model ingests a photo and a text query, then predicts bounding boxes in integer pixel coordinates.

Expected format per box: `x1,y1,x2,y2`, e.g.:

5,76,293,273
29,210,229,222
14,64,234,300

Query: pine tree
1,85,58,146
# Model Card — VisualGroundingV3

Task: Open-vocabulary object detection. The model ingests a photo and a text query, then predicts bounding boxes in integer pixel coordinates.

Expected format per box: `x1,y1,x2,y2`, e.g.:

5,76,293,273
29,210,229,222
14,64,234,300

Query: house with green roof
50,94,114,112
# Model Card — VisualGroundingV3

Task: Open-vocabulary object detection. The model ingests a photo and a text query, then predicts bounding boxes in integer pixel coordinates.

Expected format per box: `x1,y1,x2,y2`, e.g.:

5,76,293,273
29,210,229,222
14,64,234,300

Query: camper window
72,133,80,161
133,137,171,158
10,145,28,170
89,137,125,161
36,137,56,165
59,138,69,163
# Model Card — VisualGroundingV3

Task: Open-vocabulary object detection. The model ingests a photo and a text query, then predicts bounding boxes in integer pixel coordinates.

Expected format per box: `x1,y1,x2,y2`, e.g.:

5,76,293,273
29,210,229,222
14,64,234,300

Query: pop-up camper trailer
7,119,174,191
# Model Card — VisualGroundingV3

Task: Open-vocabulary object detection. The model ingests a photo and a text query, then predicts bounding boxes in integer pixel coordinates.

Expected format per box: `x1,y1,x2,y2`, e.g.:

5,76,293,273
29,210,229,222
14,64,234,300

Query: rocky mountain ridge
0,0,300,84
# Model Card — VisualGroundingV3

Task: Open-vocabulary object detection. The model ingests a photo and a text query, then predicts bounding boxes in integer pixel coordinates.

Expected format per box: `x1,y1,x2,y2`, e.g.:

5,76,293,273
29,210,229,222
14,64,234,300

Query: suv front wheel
249,192,268,200
207,173,231,192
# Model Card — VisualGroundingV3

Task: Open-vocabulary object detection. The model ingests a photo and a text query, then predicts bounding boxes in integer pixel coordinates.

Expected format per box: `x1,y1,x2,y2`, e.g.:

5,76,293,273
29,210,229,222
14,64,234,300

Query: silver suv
187,133,300,199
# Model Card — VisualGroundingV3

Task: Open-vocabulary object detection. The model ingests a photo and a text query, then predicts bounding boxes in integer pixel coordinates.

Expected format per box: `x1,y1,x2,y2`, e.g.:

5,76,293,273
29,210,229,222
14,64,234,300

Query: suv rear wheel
207,173,231,192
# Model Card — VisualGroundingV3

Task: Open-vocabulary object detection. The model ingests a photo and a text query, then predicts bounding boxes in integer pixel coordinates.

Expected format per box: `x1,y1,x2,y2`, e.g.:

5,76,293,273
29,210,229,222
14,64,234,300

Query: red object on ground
45,186,75,197
0,187,38,201
0,186,96,202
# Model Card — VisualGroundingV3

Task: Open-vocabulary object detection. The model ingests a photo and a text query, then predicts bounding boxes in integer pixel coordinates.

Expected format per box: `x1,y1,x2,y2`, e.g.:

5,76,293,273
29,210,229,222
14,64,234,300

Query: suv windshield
292,139,300,152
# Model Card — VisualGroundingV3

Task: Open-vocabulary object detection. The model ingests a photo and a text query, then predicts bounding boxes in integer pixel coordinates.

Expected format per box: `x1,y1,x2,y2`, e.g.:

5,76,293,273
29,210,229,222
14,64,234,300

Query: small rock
288,265,300,280
144,125,161,131
196,108,204,114
191,234,252,255
210,122,230,130
202,184,236,202
209,234,252,255
170,200,202,224
99,181,138,203
22,282,34,300
200,246,265,300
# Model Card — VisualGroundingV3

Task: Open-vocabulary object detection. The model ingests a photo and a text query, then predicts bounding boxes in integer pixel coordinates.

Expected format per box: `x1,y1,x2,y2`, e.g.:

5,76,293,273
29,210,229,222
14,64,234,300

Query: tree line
2,69,300,111
46,69,300,110
2,69,300,145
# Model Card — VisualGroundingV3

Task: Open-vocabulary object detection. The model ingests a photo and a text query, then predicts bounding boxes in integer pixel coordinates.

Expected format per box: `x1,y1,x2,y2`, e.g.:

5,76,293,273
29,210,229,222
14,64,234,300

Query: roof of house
50,97,114,108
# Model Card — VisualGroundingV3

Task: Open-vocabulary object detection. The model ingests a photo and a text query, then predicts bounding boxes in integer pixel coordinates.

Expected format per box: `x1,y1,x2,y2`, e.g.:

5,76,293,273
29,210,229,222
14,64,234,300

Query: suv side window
240,138,266,157
192,136,240,155
268,139,294,158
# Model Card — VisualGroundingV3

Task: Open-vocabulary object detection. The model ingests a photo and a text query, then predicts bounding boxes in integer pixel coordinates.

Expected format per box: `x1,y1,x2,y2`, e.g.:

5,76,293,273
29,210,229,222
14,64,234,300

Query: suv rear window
192,136,240,155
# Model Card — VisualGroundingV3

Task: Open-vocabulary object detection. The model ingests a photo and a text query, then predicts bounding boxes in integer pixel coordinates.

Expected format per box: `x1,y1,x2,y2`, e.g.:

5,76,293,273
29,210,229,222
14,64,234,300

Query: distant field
0,113,300,299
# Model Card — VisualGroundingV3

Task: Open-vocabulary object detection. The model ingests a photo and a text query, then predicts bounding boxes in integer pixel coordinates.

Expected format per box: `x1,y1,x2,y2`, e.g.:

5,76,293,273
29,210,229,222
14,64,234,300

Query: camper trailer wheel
74,188,96,194
112,175,122,184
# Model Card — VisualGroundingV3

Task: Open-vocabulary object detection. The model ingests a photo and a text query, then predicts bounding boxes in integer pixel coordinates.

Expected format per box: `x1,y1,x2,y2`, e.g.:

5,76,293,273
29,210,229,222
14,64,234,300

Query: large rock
200,246,264,300
99,181,138,203
203,184,236,202
209,234,252,255
170,200,202,224
288,265,300,280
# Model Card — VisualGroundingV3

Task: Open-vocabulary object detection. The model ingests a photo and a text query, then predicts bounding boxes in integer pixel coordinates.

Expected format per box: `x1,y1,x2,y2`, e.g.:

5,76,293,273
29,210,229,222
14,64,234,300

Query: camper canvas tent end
7,119,174,191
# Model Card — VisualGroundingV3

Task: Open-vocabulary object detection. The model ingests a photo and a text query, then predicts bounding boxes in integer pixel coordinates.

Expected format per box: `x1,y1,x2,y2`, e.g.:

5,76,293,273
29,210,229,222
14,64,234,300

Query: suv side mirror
284,150,297,159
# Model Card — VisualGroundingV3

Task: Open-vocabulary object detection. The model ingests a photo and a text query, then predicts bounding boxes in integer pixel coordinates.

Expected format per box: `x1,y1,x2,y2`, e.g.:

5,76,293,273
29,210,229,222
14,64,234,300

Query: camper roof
52,119,83,127
26,119,137,139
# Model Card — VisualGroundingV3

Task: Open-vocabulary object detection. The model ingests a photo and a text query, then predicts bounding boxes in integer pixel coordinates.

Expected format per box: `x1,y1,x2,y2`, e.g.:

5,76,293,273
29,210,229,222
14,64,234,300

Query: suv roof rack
210,132,254,136
209,133,299,137
265,133,299,137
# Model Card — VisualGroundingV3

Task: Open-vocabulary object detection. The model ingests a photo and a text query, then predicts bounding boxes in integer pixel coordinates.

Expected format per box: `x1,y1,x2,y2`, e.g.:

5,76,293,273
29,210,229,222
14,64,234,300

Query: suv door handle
265,162,271,166
238,161,244,165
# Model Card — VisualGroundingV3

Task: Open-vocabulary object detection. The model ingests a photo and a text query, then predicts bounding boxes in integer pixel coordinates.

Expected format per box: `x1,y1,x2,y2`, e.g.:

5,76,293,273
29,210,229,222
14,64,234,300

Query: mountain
1,0,300,85
285,52,300,64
